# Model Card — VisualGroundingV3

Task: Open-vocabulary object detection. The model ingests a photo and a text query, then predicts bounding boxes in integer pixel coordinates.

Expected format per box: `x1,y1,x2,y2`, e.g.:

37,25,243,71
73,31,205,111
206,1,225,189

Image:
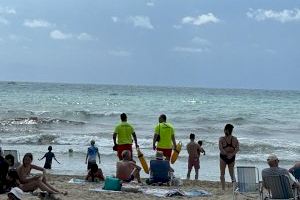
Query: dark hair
90,163,99,173
198,140,203,146
159,114,167,121
5,154,15,166
120,113,127,121
23,153,33,163
224,124,234,132
48,146,52,151
189,133,195,140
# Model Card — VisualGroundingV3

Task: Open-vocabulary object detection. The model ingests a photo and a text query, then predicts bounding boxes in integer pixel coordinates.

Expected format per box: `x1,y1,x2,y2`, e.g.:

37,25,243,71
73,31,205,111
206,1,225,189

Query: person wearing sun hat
7,187,23,200
262,154,300,189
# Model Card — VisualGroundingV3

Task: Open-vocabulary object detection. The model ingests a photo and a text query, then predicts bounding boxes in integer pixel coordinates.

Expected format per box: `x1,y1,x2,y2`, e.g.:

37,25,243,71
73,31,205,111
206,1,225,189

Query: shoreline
0,174,256,200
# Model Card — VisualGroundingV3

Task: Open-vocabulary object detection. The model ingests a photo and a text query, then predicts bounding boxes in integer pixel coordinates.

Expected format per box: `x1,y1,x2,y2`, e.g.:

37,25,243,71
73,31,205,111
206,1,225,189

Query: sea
0,81,299,181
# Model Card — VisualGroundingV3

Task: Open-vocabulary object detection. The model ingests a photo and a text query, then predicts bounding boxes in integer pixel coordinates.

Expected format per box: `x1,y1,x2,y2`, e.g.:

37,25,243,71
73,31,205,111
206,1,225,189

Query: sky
0,0,300,90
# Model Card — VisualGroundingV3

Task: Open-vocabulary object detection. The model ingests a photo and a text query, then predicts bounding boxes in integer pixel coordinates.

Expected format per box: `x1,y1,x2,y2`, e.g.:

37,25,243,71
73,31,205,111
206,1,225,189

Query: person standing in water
38,146,60,169
113,113,139,160
219,124,239,190
152,114,176,161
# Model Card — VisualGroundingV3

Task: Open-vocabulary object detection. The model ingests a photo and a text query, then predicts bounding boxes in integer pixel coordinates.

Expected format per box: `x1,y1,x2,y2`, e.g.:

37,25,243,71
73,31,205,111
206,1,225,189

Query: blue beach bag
103,176,122,191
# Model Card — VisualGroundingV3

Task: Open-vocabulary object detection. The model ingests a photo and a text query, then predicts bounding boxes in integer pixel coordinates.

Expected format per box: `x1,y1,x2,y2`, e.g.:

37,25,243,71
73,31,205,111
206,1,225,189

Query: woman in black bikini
219,124,239,190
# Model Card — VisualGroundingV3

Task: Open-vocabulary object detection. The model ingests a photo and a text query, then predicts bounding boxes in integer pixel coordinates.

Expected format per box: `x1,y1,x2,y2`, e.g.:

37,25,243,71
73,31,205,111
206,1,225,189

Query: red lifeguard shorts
156,148,172,159
117,144,132,160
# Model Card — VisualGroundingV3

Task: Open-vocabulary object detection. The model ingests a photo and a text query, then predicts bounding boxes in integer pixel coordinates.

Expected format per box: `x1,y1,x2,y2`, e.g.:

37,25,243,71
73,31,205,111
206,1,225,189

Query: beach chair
291,168,300,182
263,174,299,199
233,166,261,200
149,160,170,184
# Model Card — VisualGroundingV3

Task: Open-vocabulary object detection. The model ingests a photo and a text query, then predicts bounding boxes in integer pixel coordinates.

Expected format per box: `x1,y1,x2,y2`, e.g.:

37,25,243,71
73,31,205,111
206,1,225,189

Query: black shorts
87,161,96,170
44,162,52,169
220,154,235,165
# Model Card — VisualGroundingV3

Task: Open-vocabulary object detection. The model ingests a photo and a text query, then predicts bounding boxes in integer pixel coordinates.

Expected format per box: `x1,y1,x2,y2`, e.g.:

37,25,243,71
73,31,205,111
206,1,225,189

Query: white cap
8,187,23,200
267,154,278,161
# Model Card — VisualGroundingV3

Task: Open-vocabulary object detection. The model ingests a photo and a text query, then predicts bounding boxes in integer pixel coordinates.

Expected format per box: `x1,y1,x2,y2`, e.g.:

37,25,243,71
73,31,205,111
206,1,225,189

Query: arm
31,164,46,175
113,132,117,146
132,132,139,148
201,148,206,155
219,137,227,155
97,150,101,164
85,151,88,164
171,134,176,150
153,134,158,150
230,137,240,156
54,157,60,164
38,155,46,161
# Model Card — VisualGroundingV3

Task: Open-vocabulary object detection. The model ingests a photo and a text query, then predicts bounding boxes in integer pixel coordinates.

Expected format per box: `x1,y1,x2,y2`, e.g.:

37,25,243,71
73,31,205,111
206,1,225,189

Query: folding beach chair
291,168,300,182
233,166,261,200
263,174,299,200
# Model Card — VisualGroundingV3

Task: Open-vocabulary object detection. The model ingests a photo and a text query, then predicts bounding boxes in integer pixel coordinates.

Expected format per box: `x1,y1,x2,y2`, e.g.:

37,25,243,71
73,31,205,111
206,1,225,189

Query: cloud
182,13,220,26
191,37,211,46
247,8,300,23
0,6,16,15
128,16,154,29
108,50,132,57
173,25,182,29
0,16,9,25
50,30,72,40
112,16,119,23
173,46,207,53
77,33,96,41
23,19,53,28
146,2,155,7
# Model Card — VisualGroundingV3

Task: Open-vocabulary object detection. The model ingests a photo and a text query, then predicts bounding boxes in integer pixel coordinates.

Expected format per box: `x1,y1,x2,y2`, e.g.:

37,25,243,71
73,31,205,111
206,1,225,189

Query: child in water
197,140,206,156
38,146,60,169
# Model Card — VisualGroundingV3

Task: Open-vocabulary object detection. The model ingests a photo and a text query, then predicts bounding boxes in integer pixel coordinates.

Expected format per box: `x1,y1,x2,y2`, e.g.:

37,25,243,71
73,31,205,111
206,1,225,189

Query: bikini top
223,137,235,149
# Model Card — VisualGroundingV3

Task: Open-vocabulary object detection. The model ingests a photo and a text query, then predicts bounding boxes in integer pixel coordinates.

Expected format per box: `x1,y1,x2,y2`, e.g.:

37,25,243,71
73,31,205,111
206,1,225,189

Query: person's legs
41,176,60,193
132,168,141,183
228,162,236,182
187,157,192,180
220,159,226,190
195,169,199,180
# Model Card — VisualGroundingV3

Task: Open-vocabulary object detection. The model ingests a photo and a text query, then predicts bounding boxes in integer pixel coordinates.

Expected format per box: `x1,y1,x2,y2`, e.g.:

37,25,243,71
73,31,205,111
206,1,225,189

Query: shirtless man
116,150,141,183
186,133,203,180
219,124,239,190
17,153,67,195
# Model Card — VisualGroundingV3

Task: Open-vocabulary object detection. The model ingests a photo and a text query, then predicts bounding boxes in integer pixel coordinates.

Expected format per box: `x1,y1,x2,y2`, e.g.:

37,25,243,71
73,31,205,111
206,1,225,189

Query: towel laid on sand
140,188,212,197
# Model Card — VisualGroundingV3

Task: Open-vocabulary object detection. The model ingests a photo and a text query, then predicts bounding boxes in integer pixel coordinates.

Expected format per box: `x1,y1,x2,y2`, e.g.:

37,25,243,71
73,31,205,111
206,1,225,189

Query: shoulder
219,136,225,141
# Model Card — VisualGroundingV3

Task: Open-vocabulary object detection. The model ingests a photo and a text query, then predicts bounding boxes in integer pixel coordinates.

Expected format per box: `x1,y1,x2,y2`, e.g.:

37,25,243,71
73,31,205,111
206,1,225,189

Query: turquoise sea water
0,81,299,181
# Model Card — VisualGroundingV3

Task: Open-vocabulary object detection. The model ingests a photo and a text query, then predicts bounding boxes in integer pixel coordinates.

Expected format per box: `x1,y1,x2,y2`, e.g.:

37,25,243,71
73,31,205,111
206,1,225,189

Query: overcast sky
0,0,300,90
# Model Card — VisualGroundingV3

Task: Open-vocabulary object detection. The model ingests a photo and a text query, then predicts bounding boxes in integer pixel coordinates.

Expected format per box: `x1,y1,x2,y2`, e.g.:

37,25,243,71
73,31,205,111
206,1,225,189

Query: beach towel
68,178,87,184
89,188,121,193
140,188,212,197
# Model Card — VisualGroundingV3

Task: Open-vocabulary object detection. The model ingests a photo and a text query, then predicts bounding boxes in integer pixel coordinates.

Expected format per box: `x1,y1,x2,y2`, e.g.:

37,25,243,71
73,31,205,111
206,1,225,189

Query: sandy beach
0,174,260,200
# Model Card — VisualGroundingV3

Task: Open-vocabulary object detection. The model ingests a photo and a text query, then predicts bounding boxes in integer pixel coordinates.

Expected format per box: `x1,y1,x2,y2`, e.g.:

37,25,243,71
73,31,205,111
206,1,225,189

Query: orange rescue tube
137,148,149,174
170,142,182,164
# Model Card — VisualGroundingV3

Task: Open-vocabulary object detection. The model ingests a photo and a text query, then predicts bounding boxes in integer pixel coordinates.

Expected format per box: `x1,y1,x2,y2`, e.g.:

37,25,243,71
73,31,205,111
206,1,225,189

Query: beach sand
0,174,259,200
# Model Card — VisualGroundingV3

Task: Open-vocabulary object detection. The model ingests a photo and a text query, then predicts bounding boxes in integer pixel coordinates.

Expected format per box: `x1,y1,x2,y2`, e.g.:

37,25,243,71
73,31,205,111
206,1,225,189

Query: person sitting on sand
7,187,23,200
262,154,300,189
85,140,101,170
116,150,141,183
38,146,60,169
0,148,9,194
5,154,20,170
186,133,202,180
5,170,20,192
147,151,174,185
219,124,239,190
17,153,67,195
86,163,105,182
